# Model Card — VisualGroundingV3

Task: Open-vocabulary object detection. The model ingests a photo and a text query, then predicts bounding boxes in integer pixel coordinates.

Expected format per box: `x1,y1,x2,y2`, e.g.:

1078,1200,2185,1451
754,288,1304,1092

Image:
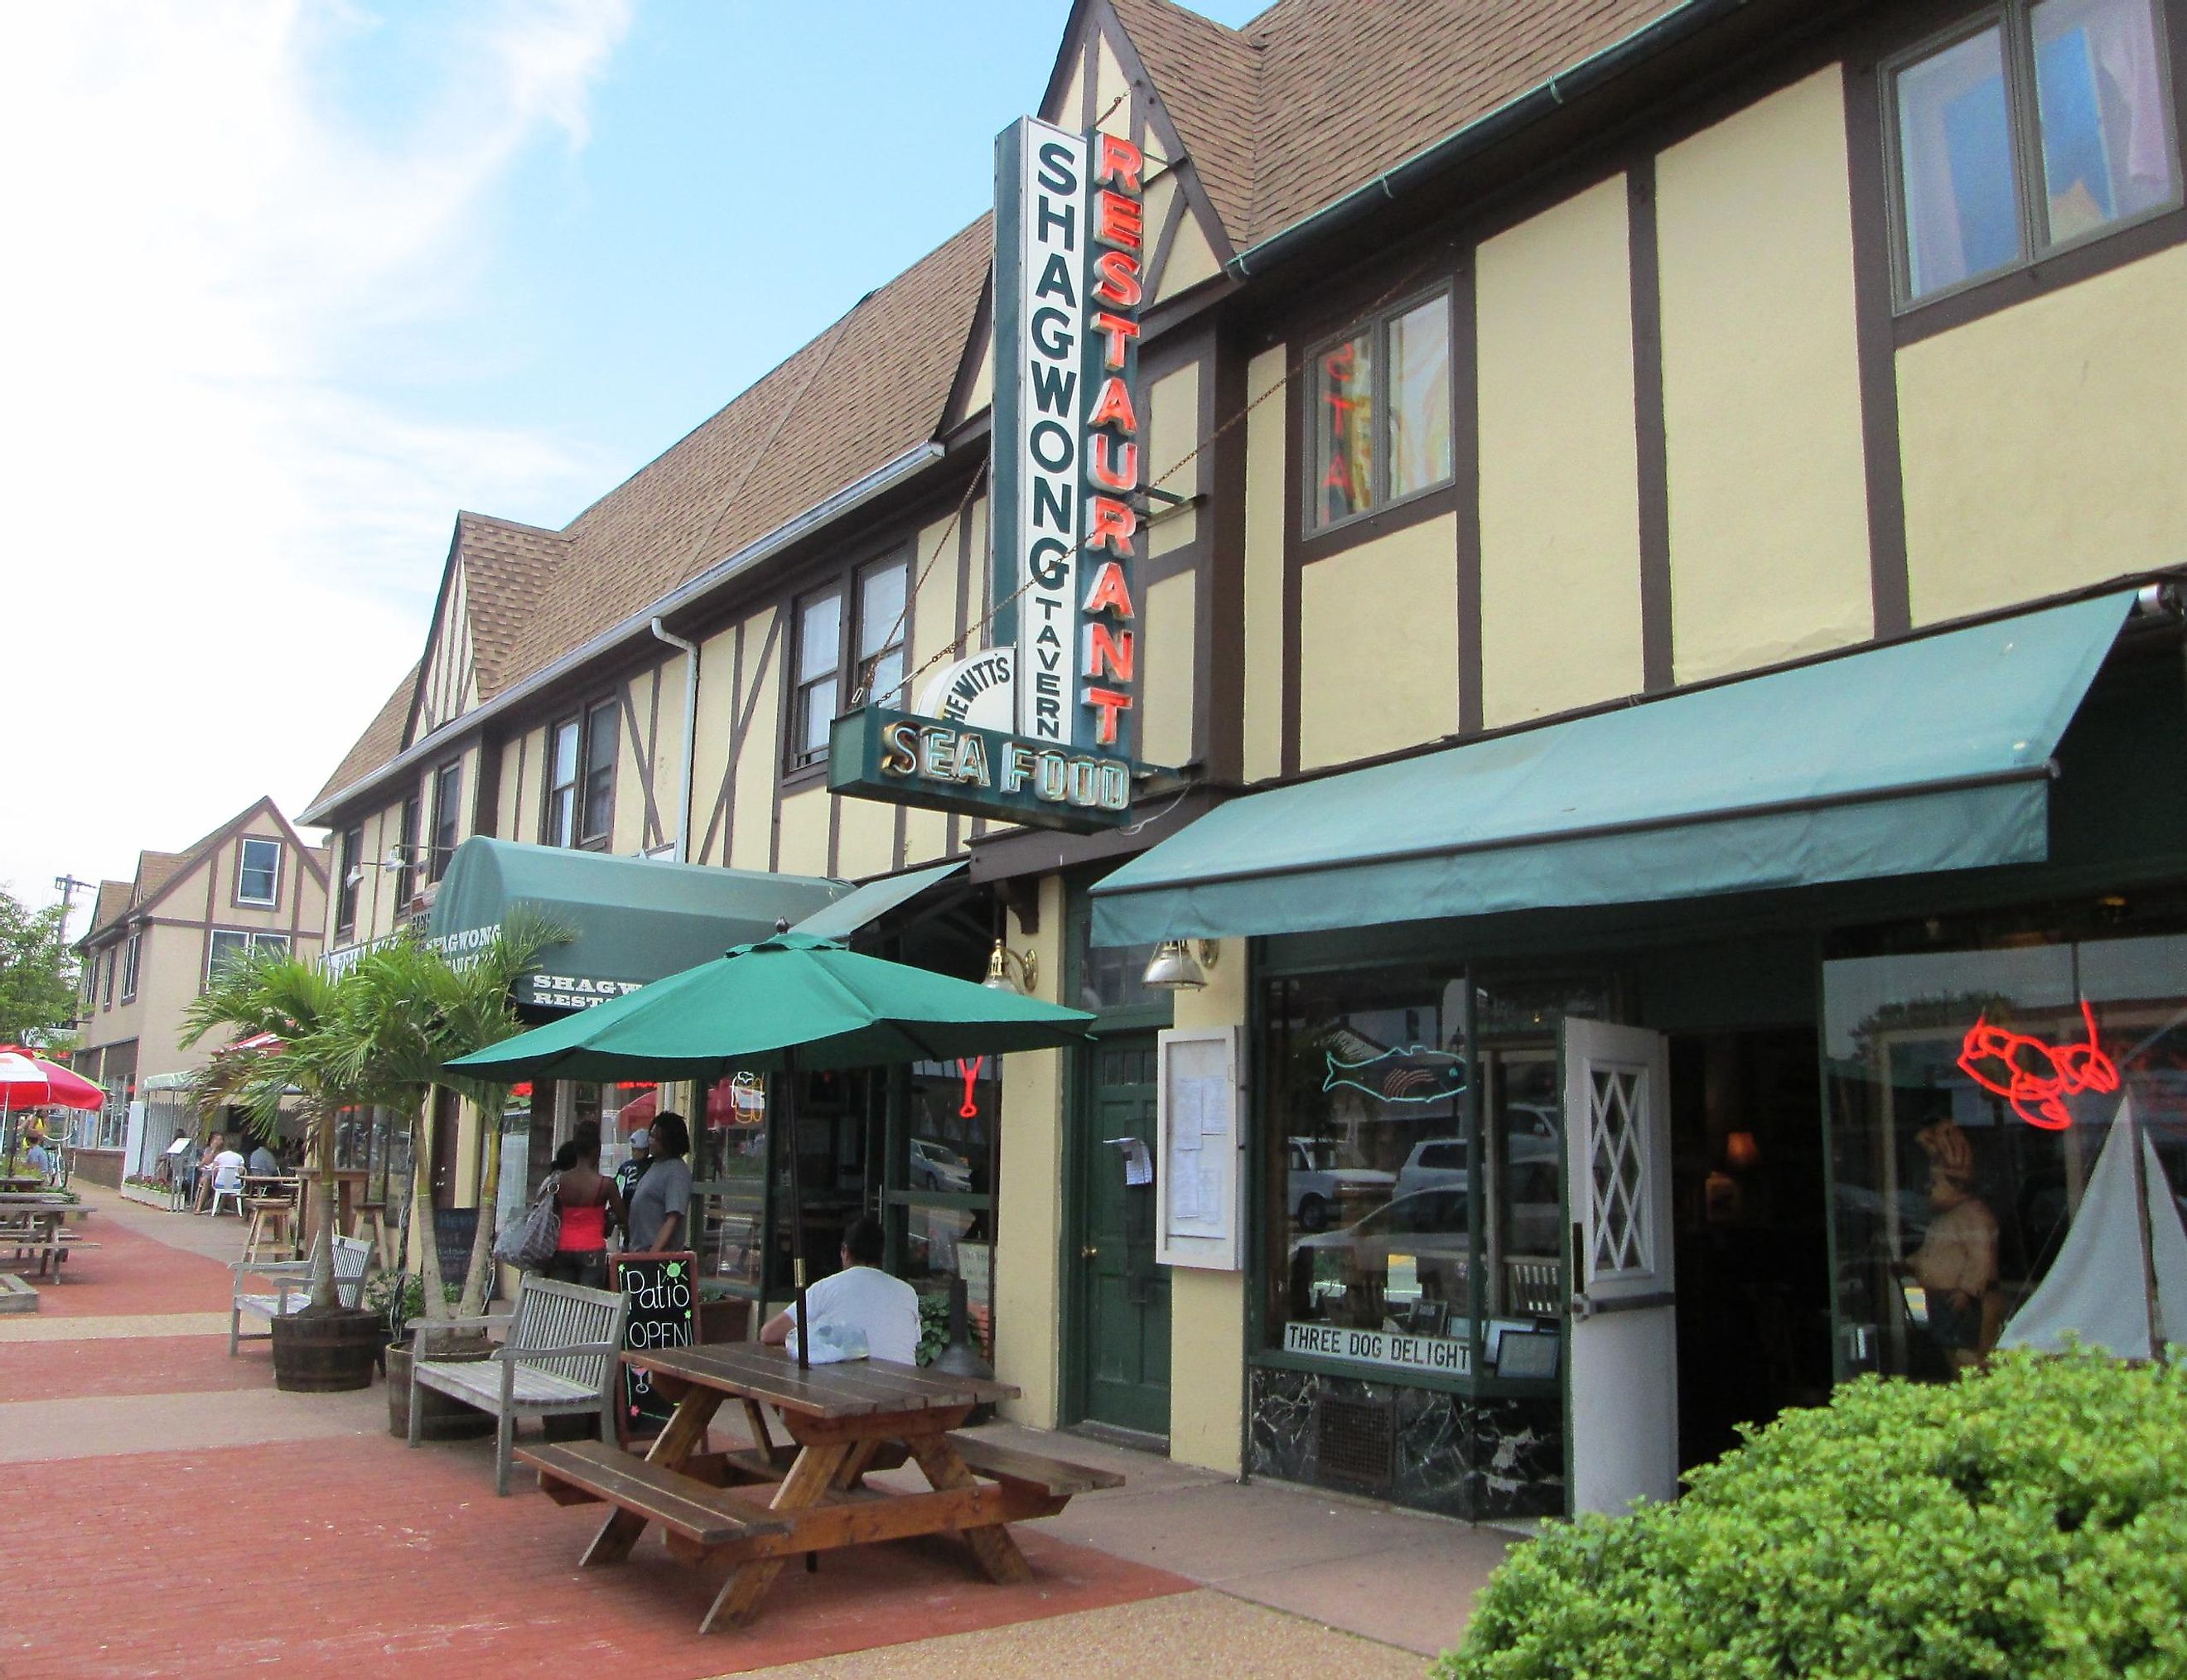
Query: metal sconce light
982,939,1038,996
346,846,417,891
1142,939,1219,992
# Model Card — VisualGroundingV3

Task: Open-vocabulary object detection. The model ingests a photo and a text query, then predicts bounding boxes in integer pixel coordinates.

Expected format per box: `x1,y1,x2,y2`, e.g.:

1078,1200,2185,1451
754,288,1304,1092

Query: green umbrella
446,929,1094,1366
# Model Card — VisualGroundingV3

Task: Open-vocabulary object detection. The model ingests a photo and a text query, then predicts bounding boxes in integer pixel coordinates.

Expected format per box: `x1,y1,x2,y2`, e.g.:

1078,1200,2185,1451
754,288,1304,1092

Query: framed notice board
1156,1026,1243,1270
613,1250,697,1443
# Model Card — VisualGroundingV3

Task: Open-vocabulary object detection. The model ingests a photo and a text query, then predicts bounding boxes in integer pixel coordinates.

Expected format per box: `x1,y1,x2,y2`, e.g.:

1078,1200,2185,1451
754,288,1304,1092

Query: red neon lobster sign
1958,1000,2118,1131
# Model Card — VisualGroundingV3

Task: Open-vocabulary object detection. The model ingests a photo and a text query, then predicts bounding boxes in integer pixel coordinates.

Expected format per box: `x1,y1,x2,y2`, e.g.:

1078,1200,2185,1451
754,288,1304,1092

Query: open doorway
1668,1026,1834,1471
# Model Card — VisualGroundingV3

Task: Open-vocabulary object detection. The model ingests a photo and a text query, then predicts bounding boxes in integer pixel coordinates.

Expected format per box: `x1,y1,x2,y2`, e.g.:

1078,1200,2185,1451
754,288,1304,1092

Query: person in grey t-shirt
624,1111,693,1252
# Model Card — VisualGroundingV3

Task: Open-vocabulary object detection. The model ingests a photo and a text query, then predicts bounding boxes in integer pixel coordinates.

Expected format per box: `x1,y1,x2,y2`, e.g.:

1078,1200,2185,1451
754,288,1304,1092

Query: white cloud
0,0,630,928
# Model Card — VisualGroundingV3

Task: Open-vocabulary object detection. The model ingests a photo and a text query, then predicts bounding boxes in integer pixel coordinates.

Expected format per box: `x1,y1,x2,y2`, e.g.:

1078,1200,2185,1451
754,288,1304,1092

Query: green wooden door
1075,1033,1171,1436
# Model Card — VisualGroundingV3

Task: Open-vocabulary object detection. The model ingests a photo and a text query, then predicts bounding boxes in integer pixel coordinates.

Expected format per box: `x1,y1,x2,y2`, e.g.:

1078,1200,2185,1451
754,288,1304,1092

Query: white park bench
408,1273,628,1495
229,1234,374,1354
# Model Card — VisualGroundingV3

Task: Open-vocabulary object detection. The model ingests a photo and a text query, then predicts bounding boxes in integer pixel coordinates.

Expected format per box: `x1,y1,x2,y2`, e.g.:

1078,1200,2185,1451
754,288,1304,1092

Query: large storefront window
1826,930,2187,1378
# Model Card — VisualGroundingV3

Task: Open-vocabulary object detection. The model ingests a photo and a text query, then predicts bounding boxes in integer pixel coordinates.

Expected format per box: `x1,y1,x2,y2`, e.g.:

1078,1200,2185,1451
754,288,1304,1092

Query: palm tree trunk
459,1089,507,1316
412,1092,446,1320
307,1101,340,1311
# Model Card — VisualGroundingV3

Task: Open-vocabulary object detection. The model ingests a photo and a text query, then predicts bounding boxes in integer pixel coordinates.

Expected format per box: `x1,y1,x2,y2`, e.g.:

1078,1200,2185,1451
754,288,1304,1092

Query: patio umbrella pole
783,1049,809,1372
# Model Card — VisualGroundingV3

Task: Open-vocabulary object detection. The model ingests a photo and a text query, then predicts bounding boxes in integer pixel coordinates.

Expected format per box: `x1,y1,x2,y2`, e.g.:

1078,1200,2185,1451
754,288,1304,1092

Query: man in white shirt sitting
760,1215,920,1366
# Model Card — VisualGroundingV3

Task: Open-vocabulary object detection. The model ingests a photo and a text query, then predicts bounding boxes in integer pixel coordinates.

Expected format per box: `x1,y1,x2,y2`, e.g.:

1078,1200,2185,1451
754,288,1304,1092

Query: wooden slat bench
230,1235,371,1354
945,1434,1127,1499
526,1440,793,1547
410,1273,627,1494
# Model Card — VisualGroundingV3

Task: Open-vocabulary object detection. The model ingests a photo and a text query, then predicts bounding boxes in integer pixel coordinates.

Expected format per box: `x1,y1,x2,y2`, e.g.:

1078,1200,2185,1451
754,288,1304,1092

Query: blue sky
0,0,1264,917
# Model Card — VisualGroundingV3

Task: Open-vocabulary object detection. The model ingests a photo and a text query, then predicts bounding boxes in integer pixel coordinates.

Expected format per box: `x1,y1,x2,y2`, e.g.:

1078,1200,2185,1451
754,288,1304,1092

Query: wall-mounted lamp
1142,939,1219,992
982,939,1039,997
1725,1131,1761,1171
344,848,414,891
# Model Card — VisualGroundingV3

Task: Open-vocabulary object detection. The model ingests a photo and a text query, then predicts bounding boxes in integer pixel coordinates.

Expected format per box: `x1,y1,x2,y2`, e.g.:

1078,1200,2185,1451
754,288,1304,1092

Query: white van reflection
1287,1136,1395,1233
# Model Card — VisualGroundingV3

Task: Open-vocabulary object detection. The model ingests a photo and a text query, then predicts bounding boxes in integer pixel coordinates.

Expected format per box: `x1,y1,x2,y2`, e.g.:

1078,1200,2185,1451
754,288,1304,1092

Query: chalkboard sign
614,1250,698,1442
434,1207,480,1290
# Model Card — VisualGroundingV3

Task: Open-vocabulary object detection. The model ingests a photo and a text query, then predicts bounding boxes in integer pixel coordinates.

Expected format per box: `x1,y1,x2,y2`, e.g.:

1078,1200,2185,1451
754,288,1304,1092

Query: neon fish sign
1957,1000,2118,1131
1322,1045,1467,1105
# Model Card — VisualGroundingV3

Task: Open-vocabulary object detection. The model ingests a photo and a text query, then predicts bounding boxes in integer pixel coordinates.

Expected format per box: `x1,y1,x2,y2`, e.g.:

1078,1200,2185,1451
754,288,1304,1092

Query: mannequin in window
1908,1118,2001,1369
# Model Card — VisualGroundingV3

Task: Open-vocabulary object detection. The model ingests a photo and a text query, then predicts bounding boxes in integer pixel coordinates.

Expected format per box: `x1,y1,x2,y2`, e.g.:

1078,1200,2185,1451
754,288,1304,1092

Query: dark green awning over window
788,860,967,941
1091,591,2136,947
429,838,847,1010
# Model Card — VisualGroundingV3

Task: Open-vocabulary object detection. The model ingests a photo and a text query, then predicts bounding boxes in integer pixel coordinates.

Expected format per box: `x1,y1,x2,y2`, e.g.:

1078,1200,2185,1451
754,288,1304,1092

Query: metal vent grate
1315,1393,1396,1491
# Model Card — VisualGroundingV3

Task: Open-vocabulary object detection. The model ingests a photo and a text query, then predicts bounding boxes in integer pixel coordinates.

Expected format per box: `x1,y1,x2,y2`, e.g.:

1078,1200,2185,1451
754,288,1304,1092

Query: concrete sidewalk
2,1185,1504,1676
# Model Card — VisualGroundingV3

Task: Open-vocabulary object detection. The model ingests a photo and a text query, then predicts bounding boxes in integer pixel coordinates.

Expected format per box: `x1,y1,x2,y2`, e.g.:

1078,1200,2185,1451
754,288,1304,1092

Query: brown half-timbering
1841,56,1914,637
645,664,665,850
619,684,659,852
1203,321,1248,783
1451,259,1485,736
1627,161,1676,690
1098,0,1238,267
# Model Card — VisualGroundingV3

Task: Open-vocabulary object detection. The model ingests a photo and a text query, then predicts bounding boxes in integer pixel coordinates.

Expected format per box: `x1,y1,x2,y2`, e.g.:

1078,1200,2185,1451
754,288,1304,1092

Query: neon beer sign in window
1958,1000,2119,1131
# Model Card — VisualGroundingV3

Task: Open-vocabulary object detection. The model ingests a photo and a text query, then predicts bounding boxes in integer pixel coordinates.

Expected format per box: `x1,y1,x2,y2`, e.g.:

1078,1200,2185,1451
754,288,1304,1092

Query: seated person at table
205,1141,248,1209
25,1133,54,1181
247,1141,280,1178
760,1215,919,1365
193,1132,227,1210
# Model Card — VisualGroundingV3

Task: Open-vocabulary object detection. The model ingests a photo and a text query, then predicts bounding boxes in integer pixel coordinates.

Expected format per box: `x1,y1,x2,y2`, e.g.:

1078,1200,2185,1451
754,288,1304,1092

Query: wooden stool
349,1201,391,1271
242,1197,295,1263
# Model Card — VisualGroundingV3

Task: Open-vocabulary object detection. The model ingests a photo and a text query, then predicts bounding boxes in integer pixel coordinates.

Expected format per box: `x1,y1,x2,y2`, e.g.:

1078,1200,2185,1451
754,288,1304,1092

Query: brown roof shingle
453,514,570,699
1107,0,1259,244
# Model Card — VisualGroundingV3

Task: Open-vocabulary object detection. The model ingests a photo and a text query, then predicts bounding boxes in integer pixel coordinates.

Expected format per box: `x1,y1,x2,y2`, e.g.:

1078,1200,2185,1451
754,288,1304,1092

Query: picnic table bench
519,1343,1122,1635
0,1201,95,1278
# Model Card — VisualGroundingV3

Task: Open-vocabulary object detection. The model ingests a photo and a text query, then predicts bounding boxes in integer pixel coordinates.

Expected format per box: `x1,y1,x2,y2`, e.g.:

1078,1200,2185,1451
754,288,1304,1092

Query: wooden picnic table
0,1199,93,1277
519,1343,1122,1635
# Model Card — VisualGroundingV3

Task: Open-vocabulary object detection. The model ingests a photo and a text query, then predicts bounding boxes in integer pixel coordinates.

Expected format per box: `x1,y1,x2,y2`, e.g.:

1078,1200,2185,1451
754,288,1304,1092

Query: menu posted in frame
1156,1026,1243,1270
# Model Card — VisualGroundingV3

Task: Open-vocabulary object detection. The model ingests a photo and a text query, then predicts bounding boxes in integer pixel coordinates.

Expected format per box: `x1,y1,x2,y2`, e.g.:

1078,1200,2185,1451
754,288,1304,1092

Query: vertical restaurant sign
992,117,1142,760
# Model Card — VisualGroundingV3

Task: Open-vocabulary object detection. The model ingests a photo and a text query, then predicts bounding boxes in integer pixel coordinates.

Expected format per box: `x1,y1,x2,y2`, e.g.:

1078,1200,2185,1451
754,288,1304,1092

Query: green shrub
1436,1350,2187,1680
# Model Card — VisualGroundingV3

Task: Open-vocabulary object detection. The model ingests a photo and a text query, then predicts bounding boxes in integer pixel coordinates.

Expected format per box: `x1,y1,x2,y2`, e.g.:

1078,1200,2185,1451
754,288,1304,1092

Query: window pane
799,677,838,756
2033,0,2175,244
799,594,841,683
238,838,279,902
208,931,249,982
1312,331,1374,524
1388,297,1453,497
546,784,575,848
586,703,618,777
858,560,908,662
1895,27,2022,299
256,934,289,960
551,719,578,788
582,710,615,841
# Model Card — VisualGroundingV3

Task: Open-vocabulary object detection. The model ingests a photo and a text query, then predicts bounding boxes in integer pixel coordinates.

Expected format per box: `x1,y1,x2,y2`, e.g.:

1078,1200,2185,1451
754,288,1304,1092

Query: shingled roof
454,514,570,700
313,664,421,813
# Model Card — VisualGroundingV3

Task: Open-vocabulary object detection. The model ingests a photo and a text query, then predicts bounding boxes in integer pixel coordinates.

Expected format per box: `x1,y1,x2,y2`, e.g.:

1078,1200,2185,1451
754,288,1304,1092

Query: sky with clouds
2,0,1262,937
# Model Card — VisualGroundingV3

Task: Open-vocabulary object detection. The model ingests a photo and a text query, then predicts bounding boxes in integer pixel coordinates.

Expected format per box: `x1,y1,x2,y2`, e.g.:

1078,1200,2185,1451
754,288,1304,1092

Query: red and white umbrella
0,1049,104,1111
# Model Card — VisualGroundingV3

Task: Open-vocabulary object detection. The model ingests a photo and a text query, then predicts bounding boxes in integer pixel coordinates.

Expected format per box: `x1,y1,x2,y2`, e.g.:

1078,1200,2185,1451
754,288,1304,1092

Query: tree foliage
0,887,78,1048
1438,1350,2187,1680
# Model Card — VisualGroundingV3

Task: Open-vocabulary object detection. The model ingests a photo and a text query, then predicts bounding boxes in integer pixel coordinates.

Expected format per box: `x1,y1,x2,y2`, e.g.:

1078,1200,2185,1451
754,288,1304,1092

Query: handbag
494,1172,562,1270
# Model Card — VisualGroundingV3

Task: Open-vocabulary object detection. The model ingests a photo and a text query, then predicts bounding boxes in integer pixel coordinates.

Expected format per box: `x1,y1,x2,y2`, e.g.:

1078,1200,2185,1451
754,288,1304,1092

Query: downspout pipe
649,619,702,862
1226,0,1741,282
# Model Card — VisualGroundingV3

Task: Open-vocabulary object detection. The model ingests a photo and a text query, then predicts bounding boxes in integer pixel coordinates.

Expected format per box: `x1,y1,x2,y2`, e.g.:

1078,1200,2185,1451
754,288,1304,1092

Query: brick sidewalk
1,1188,1433,1678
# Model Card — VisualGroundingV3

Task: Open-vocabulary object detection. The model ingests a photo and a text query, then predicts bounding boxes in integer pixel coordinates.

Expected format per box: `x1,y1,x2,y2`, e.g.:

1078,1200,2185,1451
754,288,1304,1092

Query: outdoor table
0,1175,44,1193
0,1200,91,1277
293,1166,369,1247
519,1344,1106,1635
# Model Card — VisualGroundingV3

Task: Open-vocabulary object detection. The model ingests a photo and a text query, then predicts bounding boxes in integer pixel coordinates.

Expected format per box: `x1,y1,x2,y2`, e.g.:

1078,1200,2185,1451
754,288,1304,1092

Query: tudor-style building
70,797,329,1186
307,0,2187,1518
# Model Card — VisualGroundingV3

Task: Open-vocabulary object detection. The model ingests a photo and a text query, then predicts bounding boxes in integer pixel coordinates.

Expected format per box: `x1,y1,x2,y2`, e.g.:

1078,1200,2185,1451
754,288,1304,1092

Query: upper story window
546,698,618,849
854,553,910,709
235,836,281,905
1306,289,1455,531
789,587,843,770
205,929,289,988
101,946,115,1010
428,761,463,883
335,824,361,937
1889,0,2180,306
120,931,141,1002
394,796,419,909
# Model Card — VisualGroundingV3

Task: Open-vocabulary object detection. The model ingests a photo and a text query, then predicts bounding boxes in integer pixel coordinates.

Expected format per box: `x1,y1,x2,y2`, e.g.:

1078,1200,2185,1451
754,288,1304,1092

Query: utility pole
51,875,94,945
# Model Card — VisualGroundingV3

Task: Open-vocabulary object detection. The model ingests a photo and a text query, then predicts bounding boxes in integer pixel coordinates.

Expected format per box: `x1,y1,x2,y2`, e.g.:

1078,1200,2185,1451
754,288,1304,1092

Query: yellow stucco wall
1159,205,1223,301
611,673,650,856
1477,174,1647,726
834,794,895,881
728,610,781,874
775,786,830,878
1900,241,2187,623
1166,938,1249,1476
1298,514,1460,770
691,623,741,867
1657,66,1872,679
1140,571,1197,770
1147,363,1200,557
650,650,691,857
995,876,1068,1428
1243,346,1288,782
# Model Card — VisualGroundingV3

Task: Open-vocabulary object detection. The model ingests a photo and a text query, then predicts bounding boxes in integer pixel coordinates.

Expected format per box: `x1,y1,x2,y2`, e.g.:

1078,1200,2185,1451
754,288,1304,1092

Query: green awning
1091,591,2136,946
788,860,968,941
428,838,847,1010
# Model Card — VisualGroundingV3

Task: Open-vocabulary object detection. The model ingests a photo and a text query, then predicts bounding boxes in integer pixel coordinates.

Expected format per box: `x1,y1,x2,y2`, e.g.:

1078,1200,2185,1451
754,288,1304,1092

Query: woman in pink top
544,1122,624,1291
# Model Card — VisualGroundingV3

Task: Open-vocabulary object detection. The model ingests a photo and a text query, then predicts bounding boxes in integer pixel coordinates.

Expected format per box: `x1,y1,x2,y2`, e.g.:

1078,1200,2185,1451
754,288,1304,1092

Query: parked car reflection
1287,1136,1394,1233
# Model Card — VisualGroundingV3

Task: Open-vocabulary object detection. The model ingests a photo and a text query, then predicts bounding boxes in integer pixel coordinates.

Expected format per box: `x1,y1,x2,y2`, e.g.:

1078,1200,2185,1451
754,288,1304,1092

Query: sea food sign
828,114,1143,832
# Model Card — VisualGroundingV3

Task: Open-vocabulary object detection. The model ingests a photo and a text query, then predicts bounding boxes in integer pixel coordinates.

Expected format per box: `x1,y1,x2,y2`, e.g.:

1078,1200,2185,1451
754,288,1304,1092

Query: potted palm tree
182,951,384,1391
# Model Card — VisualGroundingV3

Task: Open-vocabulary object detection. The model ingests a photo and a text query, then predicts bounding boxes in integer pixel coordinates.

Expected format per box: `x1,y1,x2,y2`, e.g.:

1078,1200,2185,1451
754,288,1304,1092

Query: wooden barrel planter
384,1332,496,1440
269,1306,383,1393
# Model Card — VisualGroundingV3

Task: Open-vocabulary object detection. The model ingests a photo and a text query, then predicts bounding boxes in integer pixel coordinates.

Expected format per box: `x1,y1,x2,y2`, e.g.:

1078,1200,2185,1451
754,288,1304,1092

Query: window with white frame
428,761,463,882
1306,289,1455,531
854,553,910,709
789,587,844,770
120,930,141,1002
235,836,281,905
336,824,361,935
546,698,618,849
205,929,288,988
1888,0,2180,305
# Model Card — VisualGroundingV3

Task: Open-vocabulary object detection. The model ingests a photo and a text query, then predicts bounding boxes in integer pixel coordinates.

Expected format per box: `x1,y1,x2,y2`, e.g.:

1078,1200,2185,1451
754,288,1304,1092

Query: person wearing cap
615,1126,653,1224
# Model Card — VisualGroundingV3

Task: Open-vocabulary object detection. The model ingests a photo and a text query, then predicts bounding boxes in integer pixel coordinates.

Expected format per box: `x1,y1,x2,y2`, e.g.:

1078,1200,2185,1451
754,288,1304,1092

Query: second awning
1091,591,2136,946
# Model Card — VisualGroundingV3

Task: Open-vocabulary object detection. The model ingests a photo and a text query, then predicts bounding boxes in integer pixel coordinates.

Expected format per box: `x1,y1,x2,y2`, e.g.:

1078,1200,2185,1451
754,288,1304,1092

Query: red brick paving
22,1214,239,1316
0,1334,269,1401
2,1431,1193,1678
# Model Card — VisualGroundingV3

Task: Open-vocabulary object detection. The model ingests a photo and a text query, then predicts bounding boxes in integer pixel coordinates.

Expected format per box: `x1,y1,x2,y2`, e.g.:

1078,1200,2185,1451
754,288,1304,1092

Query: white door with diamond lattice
1562,1018,1677,1514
